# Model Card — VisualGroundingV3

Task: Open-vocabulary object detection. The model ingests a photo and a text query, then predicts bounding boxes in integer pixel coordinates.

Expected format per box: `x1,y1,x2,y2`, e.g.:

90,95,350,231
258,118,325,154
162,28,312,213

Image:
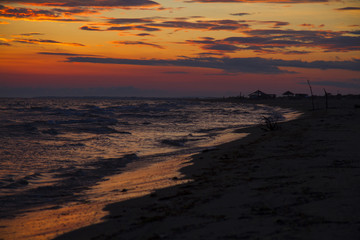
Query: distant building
282,91,295,97
249,90,266,99
249,90,275,99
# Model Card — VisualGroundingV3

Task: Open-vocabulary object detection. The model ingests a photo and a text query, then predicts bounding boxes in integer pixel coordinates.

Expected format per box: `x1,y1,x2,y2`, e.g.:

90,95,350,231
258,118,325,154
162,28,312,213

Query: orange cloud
4,37,85,47
112,40,164,49
0,39,11,46
0,4,88,21
1,0,160,8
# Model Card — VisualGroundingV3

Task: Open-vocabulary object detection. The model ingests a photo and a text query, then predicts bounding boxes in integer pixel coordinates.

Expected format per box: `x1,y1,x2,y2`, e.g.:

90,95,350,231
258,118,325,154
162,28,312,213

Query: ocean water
0,98,299,220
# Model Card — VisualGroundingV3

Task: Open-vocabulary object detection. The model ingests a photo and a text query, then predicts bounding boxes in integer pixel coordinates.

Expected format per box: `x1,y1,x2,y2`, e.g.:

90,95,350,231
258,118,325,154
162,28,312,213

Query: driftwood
261,116,280,131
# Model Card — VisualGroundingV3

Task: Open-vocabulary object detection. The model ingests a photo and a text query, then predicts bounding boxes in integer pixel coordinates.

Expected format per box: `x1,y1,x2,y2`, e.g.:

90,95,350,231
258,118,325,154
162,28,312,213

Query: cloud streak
0,4,90,21
7,37,85,46
107,25,160,32
112,40,164,49
17,32,43,36
335,7,360,11
79,18,255,34
64,56,360,73
37,51,98,56
148,19,250,31
182,28,360,55
0,41,11,46
230,12,251,16
0,0,160,8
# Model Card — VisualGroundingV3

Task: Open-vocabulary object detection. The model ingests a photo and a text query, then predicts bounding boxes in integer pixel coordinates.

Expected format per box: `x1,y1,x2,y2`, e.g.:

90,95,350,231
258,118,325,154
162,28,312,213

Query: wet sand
0,155,193,240
53,97,360,240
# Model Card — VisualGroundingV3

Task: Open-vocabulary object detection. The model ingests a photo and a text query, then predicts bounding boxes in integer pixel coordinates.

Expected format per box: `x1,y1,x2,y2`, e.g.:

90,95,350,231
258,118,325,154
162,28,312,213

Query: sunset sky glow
0,0,359,97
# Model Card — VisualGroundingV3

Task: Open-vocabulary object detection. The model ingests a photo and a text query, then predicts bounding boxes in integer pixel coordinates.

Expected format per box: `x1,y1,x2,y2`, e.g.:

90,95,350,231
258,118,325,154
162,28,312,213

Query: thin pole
323,88,328,110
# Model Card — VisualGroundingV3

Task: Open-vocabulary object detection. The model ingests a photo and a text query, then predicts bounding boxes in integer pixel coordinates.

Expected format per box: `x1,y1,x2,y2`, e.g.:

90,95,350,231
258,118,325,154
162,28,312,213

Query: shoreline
1,98,359,239
0,99,275,240
55,98,360,240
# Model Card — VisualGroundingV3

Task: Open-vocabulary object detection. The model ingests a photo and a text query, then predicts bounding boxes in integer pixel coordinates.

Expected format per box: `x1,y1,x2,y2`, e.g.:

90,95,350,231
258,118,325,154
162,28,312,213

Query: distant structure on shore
247,90,310,99
225,90,358,101
282,91,294,98
282,91,308,98
294,93,309,98
248,90,276,99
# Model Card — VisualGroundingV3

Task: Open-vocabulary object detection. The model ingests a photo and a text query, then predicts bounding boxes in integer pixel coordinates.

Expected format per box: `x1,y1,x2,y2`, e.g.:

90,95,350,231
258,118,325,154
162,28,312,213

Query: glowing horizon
0,0,359,97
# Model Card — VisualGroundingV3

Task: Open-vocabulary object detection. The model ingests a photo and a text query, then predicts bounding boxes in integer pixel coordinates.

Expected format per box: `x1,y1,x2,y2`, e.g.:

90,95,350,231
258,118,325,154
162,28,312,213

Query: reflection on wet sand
0,156,192,240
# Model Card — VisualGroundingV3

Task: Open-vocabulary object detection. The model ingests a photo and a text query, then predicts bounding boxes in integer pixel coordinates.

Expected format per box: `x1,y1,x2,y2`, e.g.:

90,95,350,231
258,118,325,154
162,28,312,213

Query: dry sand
45,98,360,239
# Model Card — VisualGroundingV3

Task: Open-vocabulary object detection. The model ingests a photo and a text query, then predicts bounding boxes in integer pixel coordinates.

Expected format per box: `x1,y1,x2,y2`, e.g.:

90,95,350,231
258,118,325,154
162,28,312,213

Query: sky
0,0,359,97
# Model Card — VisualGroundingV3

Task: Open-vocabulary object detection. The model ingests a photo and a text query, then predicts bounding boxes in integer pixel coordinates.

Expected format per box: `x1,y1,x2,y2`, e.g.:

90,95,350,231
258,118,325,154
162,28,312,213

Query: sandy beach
50,97,360,240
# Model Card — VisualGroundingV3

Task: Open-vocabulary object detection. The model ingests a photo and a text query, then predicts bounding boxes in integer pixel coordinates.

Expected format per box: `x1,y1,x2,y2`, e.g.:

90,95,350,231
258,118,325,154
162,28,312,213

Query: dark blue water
0,97,299,218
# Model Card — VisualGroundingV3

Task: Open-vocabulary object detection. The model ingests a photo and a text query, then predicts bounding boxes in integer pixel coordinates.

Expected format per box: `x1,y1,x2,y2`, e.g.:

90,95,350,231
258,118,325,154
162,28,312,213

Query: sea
0,97,300,237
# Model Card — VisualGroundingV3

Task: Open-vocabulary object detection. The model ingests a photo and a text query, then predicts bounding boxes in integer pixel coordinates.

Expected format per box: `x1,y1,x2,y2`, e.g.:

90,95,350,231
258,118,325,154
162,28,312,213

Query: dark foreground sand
56,98,360,240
